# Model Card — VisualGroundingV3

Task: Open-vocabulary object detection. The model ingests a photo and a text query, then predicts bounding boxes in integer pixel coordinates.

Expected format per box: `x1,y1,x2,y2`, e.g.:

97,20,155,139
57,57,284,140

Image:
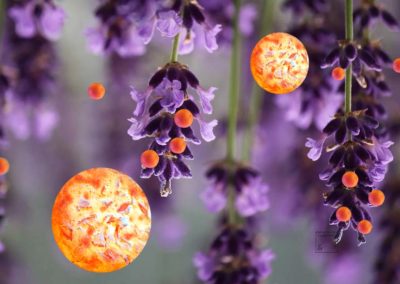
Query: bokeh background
0,0,399,283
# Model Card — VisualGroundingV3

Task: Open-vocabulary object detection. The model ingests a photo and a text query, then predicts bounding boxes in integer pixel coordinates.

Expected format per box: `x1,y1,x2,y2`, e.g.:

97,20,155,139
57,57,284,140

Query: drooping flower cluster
194,222,274,284
195,160,273,283
0,0,65,140
128,62,217,196
277,0,342,130
87,0,222,57
306,0,397,244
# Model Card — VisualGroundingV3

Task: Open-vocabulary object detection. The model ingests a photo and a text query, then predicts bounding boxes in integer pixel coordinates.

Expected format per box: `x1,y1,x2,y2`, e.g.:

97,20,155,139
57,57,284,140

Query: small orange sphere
342,171,359,188
392,58,400,73
0,157,9,175
88,82,106,100
368,189,385,207
174,109,193,128
357,220,373,235
331,67,345,81
140,150,159,169
169,137,187,154
336,206,352,222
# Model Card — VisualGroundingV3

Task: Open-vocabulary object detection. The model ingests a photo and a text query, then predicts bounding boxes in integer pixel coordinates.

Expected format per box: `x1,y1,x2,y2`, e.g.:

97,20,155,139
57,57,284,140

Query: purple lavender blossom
8,0,65,41
0,1,63,140
194,225,274,284
203,165,270,218
128,63,217,196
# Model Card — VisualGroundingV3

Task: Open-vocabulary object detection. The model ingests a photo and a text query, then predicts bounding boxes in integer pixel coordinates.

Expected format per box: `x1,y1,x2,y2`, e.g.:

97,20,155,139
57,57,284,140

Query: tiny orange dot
0,157,9,175
342,171,359,188
169,137,187,154
368,189,385,207
393,58,400,73
357,220,373,235
331,67,345,81
140,150,159,169
174,109,193,128
336,206,352,222
88,82,106,100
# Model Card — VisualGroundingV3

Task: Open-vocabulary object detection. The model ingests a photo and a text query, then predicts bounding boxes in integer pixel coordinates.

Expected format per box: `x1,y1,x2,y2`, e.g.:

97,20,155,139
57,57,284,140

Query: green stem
242,0,275,162
345,0,353,114
226,0,241,162
170,33,180,62
226,0,242,225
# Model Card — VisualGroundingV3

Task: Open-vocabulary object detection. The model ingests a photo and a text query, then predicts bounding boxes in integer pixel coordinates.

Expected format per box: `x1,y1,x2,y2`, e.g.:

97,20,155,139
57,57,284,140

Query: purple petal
203,24,222,53
130,87,152,117
116,26,146,57
236,177,270,217
85,27,106,55
40,4,65,40
198,119,218,142
9,5,36,38
127,116,148,140
138,17,157,45
193,252,215,281
305,136,326,161
200,185,227,213
179,30,195,55
249,249,275,279
197,86,217,114
156,11,182,37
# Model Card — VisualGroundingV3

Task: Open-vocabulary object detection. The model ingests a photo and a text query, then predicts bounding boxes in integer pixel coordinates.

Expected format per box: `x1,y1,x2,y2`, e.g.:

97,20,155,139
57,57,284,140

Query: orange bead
392,58,400,73
140,150,159,169
342,171,359,188
0,157,9,175
88,82,106,100
368,189,385,207
331,67,345,81
169,137,187,154
336,206,352,222
174,109,193,128
357,220,373,235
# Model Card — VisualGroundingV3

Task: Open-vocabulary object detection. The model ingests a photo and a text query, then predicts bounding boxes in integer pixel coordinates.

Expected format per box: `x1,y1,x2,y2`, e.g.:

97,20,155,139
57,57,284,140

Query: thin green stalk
226,0,241,162
242,0,275,162
170,33,180,62
345,0,353,114
226,0,242,225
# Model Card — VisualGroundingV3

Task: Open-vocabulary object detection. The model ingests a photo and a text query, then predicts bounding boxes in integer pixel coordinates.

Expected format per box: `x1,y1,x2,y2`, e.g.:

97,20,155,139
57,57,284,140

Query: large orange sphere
52,168,151,273
250,32,309,94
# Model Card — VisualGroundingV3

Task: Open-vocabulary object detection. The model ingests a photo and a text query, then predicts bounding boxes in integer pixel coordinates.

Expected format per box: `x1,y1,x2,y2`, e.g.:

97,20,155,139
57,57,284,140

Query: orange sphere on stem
174,109,193,128
368,189,385,206
169,137,187,154
342,171,359,188
331,67,345,81
0,157,9,175
357,220,373,235
392,58,400,73
336,206,352,222
88,82,106,100
140,150,159,169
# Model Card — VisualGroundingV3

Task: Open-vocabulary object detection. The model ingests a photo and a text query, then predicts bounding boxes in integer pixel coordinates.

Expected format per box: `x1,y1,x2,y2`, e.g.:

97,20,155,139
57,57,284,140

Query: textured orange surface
52,168,151,273
250,32,309,94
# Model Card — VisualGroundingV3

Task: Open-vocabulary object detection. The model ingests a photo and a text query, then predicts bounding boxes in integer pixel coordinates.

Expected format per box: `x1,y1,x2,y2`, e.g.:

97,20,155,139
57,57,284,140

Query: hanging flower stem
242,0,275,162
345,0,353,114
226,0,242,225
170,33,180,62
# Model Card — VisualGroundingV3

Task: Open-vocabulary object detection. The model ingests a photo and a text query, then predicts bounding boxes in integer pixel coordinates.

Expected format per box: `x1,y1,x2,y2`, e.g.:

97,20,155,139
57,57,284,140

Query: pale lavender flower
249,249,275,279
305,136,327,161
156,10,182,37
236,177,270,217
9,0,65,41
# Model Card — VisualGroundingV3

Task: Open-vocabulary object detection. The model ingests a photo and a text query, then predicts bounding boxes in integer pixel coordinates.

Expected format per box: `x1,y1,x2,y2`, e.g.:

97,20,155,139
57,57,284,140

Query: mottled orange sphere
331,67,345,81
140,150,159,169
250,32,309,94
52,168,151,273
169,137,187,154
88,83,106,100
